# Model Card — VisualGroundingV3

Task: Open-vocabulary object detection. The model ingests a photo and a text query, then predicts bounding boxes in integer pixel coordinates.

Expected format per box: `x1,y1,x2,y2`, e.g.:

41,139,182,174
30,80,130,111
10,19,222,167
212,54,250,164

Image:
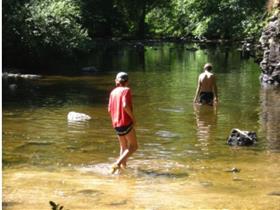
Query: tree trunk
137,0,146,39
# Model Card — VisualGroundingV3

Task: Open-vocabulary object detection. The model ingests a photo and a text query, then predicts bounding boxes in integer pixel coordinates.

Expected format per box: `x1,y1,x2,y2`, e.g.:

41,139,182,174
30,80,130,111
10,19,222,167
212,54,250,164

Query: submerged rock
67,111,91,122
267,191,280,196
137,169,188,179
77,189,103,196
224,167,241,173
109,200,127,206
227,128,257,146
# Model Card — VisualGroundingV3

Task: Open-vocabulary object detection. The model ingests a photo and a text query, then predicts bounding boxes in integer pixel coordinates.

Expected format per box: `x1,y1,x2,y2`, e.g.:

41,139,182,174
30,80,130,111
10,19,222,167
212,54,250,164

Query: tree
145,0,267,40
3,0,90,67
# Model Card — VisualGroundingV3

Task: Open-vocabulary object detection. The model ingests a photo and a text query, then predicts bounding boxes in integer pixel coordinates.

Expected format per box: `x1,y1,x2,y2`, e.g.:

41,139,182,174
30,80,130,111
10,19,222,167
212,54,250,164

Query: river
3,42,280,209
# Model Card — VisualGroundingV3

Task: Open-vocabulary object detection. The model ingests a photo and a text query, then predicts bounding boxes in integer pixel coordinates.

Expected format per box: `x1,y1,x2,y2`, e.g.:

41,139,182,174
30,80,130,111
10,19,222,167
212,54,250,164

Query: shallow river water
3,43,280,209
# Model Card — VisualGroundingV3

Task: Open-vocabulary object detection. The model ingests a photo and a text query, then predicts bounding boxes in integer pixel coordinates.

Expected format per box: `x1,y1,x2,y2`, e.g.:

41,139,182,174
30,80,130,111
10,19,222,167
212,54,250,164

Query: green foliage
2,0,29,54
145,0,267,40
146,0,192,38
2,0,270,69
3,0,90,63
24,0,90,56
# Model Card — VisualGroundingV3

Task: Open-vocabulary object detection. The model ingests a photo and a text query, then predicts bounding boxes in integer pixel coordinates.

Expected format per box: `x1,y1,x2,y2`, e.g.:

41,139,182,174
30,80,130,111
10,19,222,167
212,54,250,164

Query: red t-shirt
108,86,133,128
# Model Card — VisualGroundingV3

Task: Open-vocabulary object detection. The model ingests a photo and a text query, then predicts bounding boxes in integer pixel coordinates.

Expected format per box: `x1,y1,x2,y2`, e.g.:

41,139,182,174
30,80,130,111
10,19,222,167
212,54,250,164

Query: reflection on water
3,43,280,209
193,104,217,141
259,87,280,152
193,104,217,154
67,121,91,133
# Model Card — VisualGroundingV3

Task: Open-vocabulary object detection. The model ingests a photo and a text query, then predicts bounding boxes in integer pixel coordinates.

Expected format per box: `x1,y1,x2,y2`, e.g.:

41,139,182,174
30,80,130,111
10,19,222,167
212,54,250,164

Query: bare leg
118,135,128,168
111,128,138,173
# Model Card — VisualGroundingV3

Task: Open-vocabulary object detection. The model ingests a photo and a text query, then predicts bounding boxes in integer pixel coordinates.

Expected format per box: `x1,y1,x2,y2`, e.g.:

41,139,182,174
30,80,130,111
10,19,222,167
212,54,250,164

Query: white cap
116,72,128,82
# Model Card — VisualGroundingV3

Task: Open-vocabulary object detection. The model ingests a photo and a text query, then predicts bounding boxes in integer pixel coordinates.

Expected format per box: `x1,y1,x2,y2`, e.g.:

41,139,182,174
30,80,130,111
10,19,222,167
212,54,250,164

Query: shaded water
3,43,280,209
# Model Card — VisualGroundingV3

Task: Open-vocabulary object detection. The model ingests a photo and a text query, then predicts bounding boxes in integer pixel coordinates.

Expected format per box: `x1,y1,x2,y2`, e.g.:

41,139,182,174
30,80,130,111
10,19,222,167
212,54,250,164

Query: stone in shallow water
267,191,280,196
224,167,241,173
109,200,127,206
67,111,91,122
77,189,103,196
136,168,188,179
227,128,257,146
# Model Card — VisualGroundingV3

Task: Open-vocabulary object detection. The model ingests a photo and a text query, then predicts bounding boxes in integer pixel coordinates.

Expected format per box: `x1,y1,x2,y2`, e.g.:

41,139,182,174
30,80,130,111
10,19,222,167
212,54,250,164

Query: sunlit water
3,43,280,209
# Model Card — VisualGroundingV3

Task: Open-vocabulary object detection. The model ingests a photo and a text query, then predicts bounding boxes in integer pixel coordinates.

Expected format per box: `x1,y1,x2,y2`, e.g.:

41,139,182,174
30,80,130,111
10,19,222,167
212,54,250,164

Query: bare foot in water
110,164,120,174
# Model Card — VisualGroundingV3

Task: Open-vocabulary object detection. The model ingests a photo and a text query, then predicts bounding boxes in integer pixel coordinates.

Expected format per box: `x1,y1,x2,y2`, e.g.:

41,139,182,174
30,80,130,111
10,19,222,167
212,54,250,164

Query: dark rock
227,128,257,146
259,13,280,86
239,41,253,59
272,70,280,80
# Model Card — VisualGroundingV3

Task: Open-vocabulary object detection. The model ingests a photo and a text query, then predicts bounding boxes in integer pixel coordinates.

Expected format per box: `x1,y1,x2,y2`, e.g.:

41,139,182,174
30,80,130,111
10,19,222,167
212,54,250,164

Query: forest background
3,0,271,71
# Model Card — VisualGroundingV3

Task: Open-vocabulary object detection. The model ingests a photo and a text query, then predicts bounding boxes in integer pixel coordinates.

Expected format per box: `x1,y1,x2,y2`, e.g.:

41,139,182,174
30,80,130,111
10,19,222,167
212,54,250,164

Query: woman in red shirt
108,72,138,174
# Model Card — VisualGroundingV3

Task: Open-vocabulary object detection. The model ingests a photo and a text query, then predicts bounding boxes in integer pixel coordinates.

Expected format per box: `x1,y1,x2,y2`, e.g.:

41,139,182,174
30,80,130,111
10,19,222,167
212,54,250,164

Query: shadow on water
2,76,109,109
135,169,188,179
259,87,280,152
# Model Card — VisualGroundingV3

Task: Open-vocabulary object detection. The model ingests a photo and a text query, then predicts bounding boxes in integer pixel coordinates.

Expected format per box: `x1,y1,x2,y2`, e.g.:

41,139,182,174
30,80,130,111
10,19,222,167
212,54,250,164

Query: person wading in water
108,72,138,174
193,63,218,105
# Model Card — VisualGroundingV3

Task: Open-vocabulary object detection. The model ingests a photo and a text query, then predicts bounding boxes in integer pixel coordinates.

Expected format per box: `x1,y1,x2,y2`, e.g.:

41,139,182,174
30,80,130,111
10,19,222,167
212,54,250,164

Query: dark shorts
114,123,133,136
199,92,214,104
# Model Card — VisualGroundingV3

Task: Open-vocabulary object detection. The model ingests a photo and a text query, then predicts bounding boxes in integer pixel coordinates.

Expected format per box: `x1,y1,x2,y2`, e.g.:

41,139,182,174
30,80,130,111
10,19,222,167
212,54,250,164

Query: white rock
67,111,91,121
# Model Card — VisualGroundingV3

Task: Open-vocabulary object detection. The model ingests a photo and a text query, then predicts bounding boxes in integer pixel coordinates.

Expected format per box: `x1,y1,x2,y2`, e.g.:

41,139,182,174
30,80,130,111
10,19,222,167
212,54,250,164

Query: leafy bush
146,0,267,40
25,0,90,56
3,0,90,63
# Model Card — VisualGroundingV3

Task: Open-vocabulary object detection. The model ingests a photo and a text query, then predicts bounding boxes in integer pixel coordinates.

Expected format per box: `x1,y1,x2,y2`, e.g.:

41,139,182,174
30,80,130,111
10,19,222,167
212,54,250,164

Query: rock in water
224,167,241,173
67,111,91,122
227,128,257,146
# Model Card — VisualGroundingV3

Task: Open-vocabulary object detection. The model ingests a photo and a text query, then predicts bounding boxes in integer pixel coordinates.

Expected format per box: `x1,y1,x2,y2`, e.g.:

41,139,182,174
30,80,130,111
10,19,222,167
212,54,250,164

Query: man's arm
123,89,136,125
193,76,201,103
108,95,111,113
124,105,136,125
212,75,218,102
